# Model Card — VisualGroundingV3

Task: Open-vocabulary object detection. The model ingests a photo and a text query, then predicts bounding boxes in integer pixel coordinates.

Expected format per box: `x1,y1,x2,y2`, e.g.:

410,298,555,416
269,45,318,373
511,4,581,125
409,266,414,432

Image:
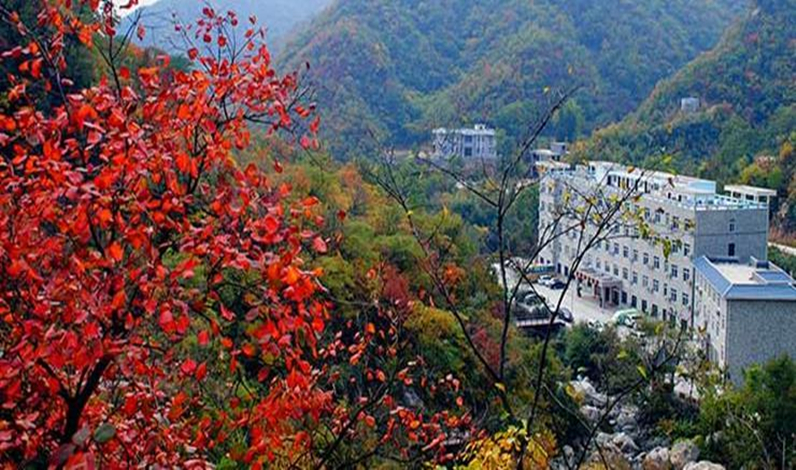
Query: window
632,271,638,285
729,219,736,233
670,288,678,302
623,246,629,258
622,268,628,280
682,293,689,306
653,280,660,292
728,243,736,257
632,249,638,261
642,275,649,287
613,265,619,276
671,265,679,278
684,243,691,257
654,256,661,270
643,253,649,265
683,268,690,282
613,243,619,255
596,260,602,269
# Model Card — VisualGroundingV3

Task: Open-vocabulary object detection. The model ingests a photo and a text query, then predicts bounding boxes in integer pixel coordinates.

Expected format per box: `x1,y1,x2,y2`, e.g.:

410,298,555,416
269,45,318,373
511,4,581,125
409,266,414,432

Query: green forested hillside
278,0,742,157
579,0,795,231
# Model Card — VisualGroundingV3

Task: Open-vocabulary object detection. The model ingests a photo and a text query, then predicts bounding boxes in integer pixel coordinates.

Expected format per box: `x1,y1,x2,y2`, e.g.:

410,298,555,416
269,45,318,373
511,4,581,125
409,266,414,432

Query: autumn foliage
0,1,469,467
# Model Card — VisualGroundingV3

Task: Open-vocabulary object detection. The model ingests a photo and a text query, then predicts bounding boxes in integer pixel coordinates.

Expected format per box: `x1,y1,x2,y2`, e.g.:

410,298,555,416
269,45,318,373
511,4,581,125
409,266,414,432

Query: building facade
693,256,796,384
536,161,770,329
432,124,497,160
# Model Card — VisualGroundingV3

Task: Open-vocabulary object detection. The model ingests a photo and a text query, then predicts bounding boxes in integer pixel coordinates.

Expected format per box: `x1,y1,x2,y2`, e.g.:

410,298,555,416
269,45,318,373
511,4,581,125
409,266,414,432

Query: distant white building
530,142,569,176
693,256,796,385
432,124,497,160
680,97,700,113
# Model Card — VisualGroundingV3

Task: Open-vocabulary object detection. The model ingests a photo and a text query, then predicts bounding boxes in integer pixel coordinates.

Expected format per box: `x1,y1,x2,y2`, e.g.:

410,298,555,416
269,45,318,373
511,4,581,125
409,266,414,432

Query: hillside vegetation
278,0,742,157
579,0,795,231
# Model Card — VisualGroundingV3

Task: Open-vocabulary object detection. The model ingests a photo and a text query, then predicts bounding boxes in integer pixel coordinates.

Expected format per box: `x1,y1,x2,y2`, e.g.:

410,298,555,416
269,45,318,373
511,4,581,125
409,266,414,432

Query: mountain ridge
277,0,745,157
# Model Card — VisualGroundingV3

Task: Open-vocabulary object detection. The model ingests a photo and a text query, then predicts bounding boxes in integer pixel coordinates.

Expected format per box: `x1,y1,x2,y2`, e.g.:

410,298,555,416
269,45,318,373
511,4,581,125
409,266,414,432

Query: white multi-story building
432,124,497,160
693,256,796,384
536,161,771,329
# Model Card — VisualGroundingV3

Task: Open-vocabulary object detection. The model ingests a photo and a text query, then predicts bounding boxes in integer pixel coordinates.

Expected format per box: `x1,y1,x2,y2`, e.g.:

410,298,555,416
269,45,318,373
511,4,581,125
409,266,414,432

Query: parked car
549,279,566,290
612,308,641,328
559,307,574,323
537,275,554,286
587,319,605,331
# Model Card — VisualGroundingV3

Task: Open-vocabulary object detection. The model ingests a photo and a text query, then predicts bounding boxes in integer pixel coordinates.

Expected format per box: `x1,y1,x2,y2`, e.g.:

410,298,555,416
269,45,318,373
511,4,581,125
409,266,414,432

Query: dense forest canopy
278,0,744,157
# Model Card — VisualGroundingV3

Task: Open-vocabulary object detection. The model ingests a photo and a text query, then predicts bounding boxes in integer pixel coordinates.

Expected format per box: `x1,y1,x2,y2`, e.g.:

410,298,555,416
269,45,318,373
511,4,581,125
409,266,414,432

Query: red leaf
108,242,123,262
111,290,127,310
264,215,279,234
195,362,207,380
180,359,197,376
197,330,210,346
312,237,327,254
219,304,235,321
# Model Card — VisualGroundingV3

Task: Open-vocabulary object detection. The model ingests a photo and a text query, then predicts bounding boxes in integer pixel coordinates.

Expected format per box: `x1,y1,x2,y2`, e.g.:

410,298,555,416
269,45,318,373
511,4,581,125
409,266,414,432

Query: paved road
770,242,796,257
531,283,616,326
495,262,618,326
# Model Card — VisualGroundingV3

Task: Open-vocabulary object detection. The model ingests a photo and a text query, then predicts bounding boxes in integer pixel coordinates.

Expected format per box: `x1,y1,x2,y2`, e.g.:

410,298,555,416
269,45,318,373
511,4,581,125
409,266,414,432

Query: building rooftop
724,185,778,197
539,160,768,211
433,124,496,136
693,256,796,301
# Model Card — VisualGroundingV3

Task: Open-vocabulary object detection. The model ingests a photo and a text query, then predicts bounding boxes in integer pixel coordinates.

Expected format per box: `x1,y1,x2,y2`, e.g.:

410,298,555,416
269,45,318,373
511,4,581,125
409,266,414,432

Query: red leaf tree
0,1,329,466
0,2,468,468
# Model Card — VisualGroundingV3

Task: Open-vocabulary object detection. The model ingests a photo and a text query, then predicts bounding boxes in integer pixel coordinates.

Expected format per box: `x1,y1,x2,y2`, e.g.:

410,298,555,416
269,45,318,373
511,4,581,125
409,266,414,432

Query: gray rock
570,378,608,406
580,405,602,424
617,406,639,428
643,446,671,470
670,440,700,469
587,442,631,470
596,431,613,447
683,462,725,470
612,432,639,455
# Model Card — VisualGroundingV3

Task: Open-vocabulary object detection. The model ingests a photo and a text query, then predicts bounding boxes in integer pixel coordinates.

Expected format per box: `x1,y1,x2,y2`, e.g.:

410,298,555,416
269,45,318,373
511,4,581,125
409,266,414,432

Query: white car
538,275,554,287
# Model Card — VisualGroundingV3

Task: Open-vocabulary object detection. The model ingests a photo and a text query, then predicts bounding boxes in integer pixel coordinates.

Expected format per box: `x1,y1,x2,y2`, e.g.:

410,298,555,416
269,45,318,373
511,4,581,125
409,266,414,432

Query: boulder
595,431,613,447
683,462,725,470
580,405,601,424
570,378,608,406
611,432,639,455
587,443,631,470
670,440,700,469
643,447,672,470
617,406,639,429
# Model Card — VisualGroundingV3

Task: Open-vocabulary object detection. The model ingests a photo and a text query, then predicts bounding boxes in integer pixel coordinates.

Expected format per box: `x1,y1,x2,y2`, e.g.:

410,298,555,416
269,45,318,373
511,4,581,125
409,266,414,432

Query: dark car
549,279,566,290
559,307,574,323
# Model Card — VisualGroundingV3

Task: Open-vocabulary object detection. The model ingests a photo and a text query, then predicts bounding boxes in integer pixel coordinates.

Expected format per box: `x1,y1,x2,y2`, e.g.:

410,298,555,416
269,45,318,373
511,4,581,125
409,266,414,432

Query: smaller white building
680,97,700,113
724,184,777,208
432,124,497,160
693,256,796,385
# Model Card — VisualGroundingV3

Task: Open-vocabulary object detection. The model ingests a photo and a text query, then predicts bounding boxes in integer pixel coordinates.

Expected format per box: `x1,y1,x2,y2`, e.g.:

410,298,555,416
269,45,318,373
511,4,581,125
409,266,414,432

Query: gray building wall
725,300,796,385
693,209,768,262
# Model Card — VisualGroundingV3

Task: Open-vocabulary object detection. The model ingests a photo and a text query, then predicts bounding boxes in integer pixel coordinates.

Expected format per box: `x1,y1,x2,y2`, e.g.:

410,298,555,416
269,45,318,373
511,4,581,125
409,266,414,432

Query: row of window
592,256,691,282
598,240,692,259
